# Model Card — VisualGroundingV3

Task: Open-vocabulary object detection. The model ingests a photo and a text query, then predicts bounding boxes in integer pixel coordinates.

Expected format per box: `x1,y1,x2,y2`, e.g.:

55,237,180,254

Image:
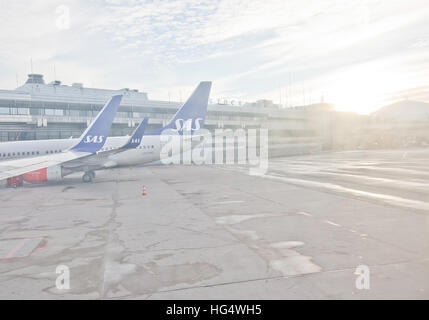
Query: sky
0,0,429,114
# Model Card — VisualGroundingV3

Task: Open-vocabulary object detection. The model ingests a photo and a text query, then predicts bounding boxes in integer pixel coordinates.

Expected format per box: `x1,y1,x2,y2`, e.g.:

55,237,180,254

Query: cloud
0,0,429,113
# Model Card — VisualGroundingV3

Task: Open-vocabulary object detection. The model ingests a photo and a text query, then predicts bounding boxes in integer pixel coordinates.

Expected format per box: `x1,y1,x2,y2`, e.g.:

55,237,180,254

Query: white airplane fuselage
0,135,164,168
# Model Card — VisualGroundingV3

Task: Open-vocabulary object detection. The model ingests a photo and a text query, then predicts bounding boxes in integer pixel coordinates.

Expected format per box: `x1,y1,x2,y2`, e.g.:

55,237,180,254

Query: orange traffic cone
142,186,147,196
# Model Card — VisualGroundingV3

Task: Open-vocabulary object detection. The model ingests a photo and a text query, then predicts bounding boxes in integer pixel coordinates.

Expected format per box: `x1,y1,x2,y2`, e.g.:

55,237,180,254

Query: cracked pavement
1,149,429,299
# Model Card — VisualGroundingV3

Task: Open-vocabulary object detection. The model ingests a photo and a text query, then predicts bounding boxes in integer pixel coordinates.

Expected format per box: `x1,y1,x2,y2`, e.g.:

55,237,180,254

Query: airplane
0,94,123,187
0,81,212,185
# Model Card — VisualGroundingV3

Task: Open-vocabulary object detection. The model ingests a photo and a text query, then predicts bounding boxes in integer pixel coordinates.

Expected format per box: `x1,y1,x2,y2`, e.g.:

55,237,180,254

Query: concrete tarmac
0,149,429,299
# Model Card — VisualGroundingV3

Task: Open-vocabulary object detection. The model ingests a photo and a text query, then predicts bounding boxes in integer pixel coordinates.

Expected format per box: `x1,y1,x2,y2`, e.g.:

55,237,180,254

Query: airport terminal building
0,74,328,143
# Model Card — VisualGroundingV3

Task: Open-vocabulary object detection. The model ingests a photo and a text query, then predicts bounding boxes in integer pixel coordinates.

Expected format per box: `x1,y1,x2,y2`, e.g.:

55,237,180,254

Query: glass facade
0,97,267,142
0,100,262,121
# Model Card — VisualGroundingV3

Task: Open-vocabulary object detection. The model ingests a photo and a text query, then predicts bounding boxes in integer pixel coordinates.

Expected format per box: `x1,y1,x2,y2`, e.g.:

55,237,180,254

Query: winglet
70,95,122,153
122,117,149,149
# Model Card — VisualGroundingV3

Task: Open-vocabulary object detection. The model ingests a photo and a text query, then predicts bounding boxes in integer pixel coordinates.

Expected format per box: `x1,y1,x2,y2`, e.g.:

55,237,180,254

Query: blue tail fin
71,95,122,153
122,117,149,149
147,81,212,135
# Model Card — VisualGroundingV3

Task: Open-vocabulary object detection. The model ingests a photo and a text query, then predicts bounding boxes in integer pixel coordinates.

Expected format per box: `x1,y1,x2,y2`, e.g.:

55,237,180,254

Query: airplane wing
0,95,122,181
0,152,90,180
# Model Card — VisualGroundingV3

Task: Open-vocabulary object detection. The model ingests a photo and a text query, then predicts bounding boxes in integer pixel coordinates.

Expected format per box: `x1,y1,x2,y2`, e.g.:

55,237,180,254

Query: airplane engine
23,166,64,183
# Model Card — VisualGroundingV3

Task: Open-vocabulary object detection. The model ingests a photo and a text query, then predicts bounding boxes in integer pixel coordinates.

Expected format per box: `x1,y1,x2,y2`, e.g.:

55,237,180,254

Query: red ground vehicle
6,176,24,188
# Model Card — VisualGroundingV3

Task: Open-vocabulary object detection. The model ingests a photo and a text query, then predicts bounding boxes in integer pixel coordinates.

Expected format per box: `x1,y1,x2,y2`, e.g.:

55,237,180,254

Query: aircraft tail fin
147,81,212,135
70,95,122,153
122,117,149,149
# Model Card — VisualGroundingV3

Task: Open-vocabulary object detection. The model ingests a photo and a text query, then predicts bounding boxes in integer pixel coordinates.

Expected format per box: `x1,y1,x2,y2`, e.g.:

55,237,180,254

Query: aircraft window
31,151,34,155
46,151,49,154
13,153,15,156
152,145,154,149
27,152,30,155
36,151,39,154
17,152,20,156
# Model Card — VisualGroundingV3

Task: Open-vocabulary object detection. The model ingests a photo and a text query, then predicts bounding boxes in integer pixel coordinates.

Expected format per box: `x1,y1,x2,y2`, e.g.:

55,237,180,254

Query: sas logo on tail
84,135,105,143
174,118,202,132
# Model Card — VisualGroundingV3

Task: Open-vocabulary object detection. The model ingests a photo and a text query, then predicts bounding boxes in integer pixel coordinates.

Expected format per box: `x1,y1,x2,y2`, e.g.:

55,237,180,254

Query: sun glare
324,64,404,114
